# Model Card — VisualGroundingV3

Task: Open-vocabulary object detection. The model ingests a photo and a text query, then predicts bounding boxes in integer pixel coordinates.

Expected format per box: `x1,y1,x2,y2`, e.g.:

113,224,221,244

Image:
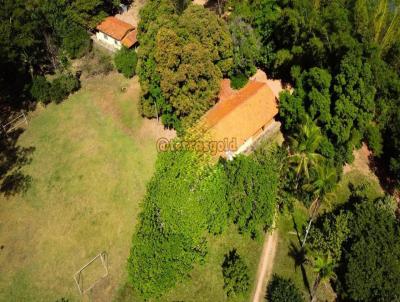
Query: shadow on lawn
288,242,311,297
288,213,312,297
0,128,34,197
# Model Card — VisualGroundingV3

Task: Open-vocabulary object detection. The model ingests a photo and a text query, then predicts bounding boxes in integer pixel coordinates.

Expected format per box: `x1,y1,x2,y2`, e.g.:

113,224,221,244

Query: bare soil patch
343,143,375,176
251,229,278,302
115,0,147,26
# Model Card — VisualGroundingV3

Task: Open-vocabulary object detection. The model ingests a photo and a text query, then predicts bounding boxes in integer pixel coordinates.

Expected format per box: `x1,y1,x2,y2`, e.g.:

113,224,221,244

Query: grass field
0,73,160,301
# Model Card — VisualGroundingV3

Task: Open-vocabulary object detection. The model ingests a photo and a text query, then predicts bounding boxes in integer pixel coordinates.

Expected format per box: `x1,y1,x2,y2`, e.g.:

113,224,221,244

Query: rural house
200,79,279,158
95,17,138,51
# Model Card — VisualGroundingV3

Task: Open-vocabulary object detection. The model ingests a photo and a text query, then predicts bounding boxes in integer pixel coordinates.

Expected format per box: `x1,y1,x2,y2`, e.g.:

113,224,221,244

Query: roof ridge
203,81,267,128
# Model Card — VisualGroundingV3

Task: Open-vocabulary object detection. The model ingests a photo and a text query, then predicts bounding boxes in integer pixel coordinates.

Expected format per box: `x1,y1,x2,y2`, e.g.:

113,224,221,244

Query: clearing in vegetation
0,73,163,301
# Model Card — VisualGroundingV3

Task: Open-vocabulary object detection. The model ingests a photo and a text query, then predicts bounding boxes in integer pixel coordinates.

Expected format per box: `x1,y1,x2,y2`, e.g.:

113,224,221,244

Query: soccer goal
1,111,28,135
73,251,109,295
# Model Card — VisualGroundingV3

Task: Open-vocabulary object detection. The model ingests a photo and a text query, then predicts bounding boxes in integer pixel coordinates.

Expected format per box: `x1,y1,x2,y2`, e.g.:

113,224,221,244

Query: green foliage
309,185,400,301
288,117,324,180
155,27,222,127
128,150,229,299
30,74,79,104
48,73,80,103
311,253,336,300
308,210,352,261
230,73,248,89
137,1,233,129
0,0,116,108
62,23,91,59
338,196,400,302
65,0,118,29
229,17,260,78
229,0,400,184
353,0,400,55
280,53,377,166
266,274,304,302
171,0,190,14
114,47,137,78
224,153,278,238
30,76,51,103
222,249,250,296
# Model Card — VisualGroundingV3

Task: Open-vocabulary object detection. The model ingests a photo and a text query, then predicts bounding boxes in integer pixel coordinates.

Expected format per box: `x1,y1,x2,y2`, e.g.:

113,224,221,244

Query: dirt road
251,228,279,302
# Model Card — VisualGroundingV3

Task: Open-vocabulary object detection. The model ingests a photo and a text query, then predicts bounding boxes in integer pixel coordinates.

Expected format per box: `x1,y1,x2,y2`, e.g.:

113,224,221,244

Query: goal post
73,251,109,295
1,111,28,135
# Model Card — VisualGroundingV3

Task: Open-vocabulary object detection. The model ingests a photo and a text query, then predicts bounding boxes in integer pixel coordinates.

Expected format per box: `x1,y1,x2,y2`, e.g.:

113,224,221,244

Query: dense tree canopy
229,17,261,82
0,0,117,111
339,196,400,301
224,151,279,238
309,185,400,301
137,0,233,130
227,0,400,185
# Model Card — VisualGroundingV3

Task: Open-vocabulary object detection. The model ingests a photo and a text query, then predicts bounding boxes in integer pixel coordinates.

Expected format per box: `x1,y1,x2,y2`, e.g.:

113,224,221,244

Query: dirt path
252,228,279,302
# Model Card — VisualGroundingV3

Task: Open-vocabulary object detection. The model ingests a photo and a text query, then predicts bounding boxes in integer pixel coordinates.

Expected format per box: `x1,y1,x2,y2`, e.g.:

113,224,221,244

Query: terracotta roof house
95,17,138,50
199,80,279,158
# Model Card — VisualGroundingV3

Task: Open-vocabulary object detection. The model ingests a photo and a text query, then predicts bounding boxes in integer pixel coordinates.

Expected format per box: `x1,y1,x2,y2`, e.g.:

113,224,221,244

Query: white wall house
96,31,123,49
95,17,138,51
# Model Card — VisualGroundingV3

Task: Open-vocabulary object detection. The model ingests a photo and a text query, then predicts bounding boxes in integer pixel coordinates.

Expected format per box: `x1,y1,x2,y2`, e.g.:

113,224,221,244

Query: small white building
96,17,138,51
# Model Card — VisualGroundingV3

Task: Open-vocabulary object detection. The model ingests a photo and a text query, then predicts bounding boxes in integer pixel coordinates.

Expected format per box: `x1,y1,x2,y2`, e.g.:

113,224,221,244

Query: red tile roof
218,79,236,101
121,30,138,48
201,80,278,153
96,17,135,41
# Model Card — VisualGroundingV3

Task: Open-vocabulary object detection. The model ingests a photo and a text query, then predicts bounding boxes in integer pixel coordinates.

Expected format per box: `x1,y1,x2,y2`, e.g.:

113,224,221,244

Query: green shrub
48,74,80,103
222,249,250,297
230,73,248,89
128,150,228,299
62,23,91,59
114,47,137,78
266,274,304,302
30,76,51,103
224,154,279,238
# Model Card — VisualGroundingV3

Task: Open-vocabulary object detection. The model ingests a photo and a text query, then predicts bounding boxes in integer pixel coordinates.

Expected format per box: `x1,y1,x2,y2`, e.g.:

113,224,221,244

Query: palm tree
288,117,324,182
311,254,336,302
301,163,337,247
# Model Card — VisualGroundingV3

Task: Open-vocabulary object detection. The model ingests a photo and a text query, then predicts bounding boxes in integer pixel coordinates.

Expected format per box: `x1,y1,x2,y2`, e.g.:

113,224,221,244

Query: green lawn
334,170,383,205
273,204,314,301
0,73,159,301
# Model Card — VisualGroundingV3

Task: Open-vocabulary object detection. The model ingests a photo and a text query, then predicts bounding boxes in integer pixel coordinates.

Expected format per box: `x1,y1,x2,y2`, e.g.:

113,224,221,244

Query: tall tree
155,28,222,128
338,197,400,301
311,254,336,302
301,162,337,246
229,17,261,79
288,117,324,181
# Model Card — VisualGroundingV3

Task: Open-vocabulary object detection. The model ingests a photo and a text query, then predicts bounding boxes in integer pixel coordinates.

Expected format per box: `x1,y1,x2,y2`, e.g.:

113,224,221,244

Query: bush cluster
114,47,138,78
30,73,80,104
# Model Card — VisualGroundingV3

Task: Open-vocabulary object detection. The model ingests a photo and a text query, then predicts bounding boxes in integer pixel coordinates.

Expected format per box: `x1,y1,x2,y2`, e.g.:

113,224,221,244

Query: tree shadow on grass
291,214,302,245
0,128,34,197
288,241,311,297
